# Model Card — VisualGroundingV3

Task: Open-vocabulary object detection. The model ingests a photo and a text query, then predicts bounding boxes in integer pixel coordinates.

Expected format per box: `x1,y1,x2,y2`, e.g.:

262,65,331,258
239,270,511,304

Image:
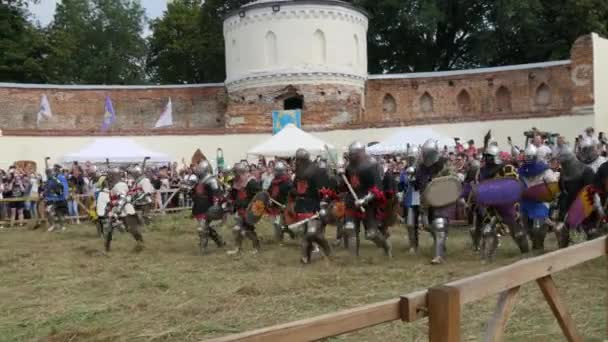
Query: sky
28,0,169,34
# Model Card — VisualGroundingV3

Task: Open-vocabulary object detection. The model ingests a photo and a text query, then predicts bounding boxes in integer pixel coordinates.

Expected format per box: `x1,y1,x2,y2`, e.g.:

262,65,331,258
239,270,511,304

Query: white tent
248,124,334,157
367,127,454,155
62,138,171,163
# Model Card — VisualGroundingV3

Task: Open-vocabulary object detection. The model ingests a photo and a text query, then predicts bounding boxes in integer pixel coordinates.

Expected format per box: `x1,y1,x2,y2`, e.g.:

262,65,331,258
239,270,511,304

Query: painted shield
246,191,271,225
566,185,595,227
473,178,524,206
422,176,463,208
522,182,560,202
322,200,346,225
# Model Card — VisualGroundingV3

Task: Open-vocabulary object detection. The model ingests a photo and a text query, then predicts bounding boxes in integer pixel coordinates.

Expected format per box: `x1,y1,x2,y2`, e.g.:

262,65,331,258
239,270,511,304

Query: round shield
422,176,463,208
474,178,523,206
322,200,345,225
246,191,271,225
522,182,560,202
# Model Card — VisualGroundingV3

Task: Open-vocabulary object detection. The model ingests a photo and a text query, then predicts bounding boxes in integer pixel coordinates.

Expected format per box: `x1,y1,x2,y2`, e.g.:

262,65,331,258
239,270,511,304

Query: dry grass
0,215,605,342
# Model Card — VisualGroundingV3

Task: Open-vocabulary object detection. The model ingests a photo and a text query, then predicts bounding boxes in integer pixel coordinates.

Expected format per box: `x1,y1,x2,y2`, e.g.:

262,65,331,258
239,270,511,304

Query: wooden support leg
536,275,583,342
483,286,520,342
428,285,460,342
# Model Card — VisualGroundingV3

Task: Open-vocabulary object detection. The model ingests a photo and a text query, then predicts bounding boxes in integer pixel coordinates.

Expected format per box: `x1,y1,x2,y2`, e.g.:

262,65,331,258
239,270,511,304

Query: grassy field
0,214,606,342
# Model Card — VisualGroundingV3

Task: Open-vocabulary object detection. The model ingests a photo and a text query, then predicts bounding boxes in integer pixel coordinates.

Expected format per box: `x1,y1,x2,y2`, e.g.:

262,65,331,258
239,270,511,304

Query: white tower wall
223,0,368,92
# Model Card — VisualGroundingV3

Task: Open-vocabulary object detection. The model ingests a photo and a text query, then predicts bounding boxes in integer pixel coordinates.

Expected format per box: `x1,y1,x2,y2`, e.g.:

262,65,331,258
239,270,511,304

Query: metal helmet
108,167,122,184
558,145,576,163
578,138,598,164
195,160,213,178
274,160,288,176
233,161,248,176
421,139,439,167
45,167,54,178
405,166,416,175
483,145,502,165
295,148,311,161
524,144,538,162
406,145,420,158
130,165,143,178
348,141,366,156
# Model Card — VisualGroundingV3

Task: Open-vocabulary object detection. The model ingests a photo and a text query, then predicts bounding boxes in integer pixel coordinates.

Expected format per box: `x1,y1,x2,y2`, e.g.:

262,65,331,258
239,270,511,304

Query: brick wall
0,34,596,136
225,83,364,131
0,85,227,135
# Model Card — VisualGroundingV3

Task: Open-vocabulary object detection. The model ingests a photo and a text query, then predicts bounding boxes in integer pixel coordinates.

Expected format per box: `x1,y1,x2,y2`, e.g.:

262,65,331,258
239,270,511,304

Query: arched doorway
284,95,304,110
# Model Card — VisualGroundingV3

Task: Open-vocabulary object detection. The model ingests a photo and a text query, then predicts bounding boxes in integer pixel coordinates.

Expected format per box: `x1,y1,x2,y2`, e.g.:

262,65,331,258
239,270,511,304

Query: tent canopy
367,127,454,155
248,124,334,157
62,138,171,164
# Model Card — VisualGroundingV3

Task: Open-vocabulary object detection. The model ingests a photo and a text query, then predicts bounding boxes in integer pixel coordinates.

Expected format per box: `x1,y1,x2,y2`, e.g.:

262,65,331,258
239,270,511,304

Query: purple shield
474,178,524,206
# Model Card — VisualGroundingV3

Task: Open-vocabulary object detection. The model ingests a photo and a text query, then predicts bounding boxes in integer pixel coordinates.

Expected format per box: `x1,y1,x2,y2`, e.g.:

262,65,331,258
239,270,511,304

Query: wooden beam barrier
445,236,607,305
428,285,461,342
204,299,402,342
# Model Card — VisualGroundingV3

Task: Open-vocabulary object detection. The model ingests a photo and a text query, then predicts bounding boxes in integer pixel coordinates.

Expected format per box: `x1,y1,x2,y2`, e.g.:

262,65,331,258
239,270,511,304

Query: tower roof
226,0,368,19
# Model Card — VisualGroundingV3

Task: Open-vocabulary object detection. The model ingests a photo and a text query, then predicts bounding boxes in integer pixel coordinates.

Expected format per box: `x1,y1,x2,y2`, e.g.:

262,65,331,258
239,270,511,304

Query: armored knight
555,145,595,247
399,145,421,253
588,162,608,237
44,164,69,232
129,165,154,225
342,141,392,258
519,145,558,252
579,138,607,173
463,159,481,251
191,160,225,254
293,148,332,264
227,162,261,255
103,167,144,252
415,140,453,264
478,144,529,258
267,160,294,242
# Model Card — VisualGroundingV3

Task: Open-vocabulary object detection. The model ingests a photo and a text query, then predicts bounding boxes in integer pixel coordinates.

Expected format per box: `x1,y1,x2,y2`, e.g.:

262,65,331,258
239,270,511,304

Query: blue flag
272,109,301,134
101,96,116,131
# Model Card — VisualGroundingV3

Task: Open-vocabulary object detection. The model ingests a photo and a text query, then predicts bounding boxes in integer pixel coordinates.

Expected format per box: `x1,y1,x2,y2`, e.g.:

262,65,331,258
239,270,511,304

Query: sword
342,174,365,213
288,213,320,230
269,197,286,209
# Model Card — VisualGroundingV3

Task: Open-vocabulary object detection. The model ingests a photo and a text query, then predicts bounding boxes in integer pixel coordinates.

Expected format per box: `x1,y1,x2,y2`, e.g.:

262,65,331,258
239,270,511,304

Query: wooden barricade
206,236,608,342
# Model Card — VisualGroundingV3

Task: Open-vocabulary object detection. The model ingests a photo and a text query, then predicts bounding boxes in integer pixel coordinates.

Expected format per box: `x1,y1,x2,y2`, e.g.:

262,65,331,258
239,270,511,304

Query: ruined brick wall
225,83,363,131
363,34,595,127
0,84,227,135
0,34,596,136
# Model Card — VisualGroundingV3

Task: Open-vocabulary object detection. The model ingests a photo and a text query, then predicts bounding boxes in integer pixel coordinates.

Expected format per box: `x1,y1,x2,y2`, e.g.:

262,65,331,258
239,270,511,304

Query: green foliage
146,0,251,84
44,0,147,84
0,0,47,82
356,0,608,73
1,0,608,84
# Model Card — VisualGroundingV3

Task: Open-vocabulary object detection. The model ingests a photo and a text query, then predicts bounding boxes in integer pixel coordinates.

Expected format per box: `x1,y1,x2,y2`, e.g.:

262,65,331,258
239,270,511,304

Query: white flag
37,94,52,126
154,98,173,128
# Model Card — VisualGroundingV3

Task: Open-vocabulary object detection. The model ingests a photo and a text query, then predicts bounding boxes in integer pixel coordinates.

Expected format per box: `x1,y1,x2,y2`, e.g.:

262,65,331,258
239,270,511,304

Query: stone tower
223,0,369,130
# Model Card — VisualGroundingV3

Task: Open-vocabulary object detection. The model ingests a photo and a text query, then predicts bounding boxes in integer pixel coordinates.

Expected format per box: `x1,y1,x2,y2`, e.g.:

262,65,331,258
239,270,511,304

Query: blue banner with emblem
272,110,301,135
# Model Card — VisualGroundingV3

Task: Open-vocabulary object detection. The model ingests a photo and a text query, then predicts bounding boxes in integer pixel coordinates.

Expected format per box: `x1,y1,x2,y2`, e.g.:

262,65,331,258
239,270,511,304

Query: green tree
0,0,47,82
147,0,251,84
45,0,147,84
356,0,608,73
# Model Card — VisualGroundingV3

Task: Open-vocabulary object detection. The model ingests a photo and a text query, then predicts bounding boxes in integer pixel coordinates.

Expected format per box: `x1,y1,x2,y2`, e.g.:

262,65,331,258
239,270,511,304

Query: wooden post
536,275,583,342
428,285,460,342
483,286,520,342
